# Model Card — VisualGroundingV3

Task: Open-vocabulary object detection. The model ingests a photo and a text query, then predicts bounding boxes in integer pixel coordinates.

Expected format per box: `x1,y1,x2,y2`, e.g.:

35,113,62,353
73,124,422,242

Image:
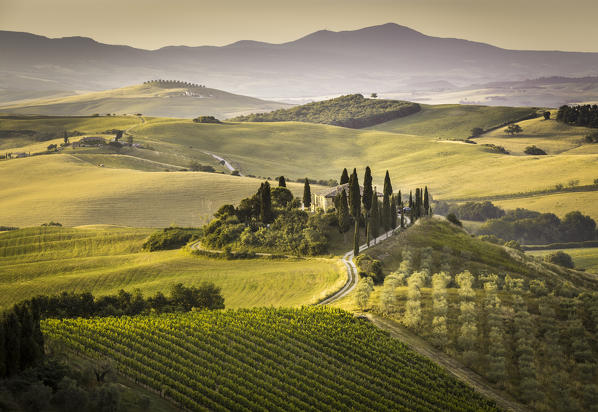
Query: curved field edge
42,307,500,412
0,226,345,309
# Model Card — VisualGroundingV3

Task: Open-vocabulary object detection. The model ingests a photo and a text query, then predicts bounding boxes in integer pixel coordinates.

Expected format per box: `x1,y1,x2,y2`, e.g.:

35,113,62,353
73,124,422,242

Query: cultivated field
42,307,499,411
0,226,344,308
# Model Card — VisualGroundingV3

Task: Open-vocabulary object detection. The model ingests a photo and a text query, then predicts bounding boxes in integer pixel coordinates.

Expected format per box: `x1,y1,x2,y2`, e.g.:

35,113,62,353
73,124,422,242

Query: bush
41,222,62,227
524,145,547,155
448,201,505,221
504,240,522,250
354,254,384,284
143,227,200,251
446,213,462,227
193,116,220,123
545,251,574,268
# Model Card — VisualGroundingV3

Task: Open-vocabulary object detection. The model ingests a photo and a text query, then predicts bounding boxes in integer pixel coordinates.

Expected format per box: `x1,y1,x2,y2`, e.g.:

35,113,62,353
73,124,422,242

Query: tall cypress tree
371,194,380,241
0,317,5,378
397,190,402,207
414,188,421,220
278,176,286,187
336,190,351,242
390,195,398,229
340,168,349,185
423,186,430,216
348,169,361,257
303,178,311,210
362,167,373,246
409,190,413,209
382,171,392,232
260,181,273,223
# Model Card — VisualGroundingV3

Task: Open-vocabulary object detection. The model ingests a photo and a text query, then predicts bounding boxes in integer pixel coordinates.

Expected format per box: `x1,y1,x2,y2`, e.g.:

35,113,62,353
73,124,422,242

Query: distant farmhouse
311,183,383,212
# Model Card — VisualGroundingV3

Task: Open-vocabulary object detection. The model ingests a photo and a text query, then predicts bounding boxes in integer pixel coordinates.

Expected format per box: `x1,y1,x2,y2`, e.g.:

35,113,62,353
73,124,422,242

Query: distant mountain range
2,23,598,105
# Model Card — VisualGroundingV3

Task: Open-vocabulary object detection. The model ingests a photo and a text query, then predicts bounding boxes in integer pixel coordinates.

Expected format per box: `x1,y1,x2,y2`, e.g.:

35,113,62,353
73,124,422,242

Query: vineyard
42,307,498,411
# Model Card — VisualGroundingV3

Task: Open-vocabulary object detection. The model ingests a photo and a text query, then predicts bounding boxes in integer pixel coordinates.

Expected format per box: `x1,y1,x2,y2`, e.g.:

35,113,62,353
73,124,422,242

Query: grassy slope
476,113,598,155
0,155,316,227
0,226,344,309
0,84,289,119
366,104,537,140
527,247,598,274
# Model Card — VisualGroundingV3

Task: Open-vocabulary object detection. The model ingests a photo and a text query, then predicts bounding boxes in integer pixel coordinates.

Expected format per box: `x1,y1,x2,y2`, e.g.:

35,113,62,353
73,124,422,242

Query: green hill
334,218,598,410
0,226,343,309
367,104,539,140
232,94,421,128
0,81,290,119
42,307,499,411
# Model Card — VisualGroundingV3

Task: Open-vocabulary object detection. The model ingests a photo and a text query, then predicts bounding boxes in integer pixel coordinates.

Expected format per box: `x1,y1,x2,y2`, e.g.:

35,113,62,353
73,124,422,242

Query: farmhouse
311,184,383,212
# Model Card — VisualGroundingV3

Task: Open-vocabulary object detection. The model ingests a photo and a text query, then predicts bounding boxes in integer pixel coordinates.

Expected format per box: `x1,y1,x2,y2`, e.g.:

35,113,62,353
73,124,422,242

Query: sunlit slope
136,118,598,199
0,114,142,149
0,83,289,119
476,114,598,155
0,226,343,309
0,155,311,227
366,104,538,139
493,191,598,221
527,247,598,274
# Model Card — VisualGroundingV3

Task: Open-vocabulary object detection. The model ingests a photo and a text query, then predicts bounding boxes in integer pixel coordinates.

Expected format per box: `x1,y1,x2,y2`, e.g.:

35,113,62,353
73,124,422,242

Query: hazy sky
2,0,598,52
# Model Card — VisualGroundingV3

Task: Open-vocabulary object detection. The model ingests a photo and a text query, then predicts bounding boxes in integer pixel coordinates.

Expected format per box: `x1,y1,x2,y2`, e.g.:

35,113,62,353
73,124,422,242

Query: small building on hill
311,184,383,212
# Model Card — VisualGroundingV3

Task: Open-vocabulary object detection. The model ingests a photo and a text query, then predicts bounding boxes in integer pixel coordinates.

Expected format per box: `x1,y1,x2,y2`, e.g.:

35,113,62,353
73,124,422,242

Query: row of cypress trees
0,302,44,379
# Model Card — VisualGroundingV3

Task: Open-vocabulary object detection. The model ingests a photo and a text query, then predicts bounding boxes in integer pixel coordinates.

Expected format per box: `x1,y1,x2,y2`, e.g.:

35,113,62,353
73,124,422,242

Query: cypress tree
336,190,351,242
397,190,402,207
409,190,413,209
340,168,349,185
391,195,398,229
0,318,5,378
371,194,380,240
382,171,392,232
424,186,430,216
16,305,39,371
278,176,286,187
400,201,405,228
260,181,273,223
362,167,373,246
414,188,421,220
303,178,311,210
348,169,361,257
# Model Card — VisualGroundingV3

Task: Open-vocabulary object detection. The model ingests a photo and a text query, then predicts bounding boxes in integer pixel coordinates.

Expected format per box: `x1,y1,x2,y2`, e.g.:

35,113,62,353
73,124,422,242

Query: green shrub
143,227,201,251
545,251,574,268
524,145,547,155
193,116,220,123
355,254,384,283
446,213,462,227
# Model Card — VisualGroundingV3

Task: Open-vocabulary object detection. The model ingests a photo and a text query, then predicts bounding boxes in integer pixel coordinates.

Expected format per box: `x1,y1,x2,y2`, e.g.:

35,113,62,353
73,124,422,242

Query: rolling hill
2,23,598,104
0,226,343,309
0,81,290,119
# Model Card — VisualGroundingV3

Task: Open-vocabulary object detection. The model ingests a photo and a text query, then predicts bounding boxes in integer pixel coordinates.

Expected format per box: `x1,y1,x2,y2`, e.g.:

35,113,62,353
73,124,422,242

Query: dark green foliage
142,227,200,251
271,186,293,208
371,194,380,238
479,209,597,244
278,176,286,187
470,127,484,137
41,221,62,227
189,161,216,172
557,104,598,128
115,130,123,141
545,251,575,268
505,124,523,135
47,143,57,151
382,171,392,230
423,187,430,216
482,143,510,154
446,213,462,227
336,191,351,235
233,94,421,128
585,131,598,143
192,116,220,123
349,169,361,256
355,254,384,283
363,167,373,245
390,195,398,229
543,111,551,120
259,181,273,223
303,178,311,209
340,168,349,185
439,201,506,221
524,145,547,155
22,284,224,320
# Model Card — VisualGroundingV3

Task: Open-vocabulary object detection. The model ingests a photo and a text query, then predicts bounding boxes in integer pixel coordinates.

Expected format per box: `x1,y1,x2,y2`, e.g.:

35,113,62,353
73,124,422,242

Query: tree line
556,104,598,128
232,94,421,129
